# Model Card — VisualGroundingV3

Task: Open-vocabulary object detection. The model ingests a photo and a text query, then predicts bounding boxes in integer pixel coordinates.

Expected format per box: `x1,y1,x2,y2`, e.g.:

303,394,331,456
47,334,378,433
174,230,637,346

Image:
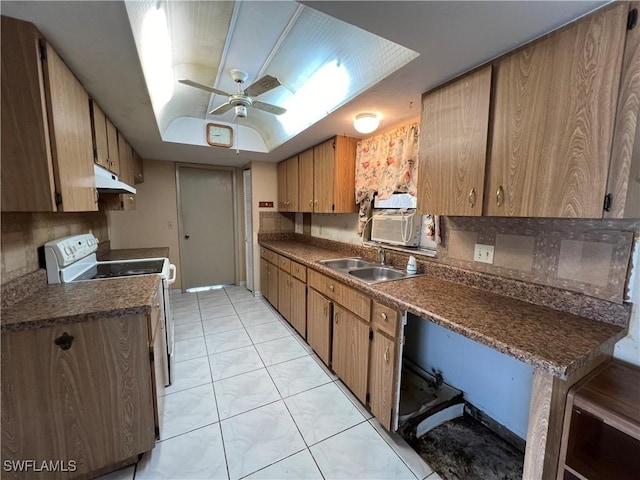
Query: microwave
370,210,421,246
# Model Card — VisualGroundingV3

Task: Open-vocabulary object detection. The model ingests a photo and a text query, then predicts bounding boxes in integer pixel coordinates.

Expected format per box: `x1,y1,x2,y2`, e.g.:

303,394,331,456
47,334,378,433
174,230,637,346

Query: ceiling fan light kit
354,112,380,134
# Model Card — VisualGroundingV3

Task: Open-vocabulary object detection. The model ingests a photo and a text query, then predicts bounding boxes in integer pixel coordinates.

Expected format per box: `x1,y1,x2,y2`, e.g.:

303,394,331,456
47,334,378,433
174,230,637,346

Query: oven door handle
167,264,177,285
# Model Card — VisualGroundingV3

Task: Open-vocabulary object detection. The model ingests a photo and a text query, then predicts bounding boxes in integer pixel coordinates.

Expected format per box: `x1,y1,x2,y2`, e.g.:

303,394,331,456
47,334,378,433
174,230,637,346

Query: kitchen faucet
378,247,386,266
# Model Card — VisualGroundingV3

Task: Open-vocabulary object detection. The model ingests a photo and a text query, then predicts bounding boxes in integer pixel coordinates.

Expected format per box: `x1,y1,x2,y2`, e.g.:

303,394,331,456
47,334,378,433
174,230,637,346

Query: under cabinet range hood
94,165,136,194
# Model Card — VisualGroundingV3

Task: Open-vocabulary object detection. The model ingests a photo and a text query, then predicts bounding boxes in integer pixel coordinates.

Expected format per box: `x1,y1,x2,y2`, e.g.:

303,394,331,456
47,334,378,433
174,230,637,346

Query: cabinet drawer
308,269,371,321
261,247,278,264
291,261,307,282
372,301,400,338
278,255,291,273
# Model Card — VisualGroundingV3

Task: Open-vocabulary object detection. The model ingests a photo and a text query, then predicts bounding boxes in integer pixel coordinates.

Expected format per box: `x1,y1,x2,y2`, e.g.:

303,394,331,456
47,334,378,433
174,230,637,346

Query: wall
107,159,181,288
1,212,108,284
249,161,278,293
614,238,639,365
311,213,362,245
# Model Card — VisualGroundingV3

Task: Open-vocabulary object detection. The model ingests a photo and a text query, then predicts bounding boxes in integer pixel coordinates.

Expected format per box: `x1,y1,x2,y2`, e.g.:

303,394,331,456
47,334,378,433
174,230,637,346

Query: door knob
184,234,190,239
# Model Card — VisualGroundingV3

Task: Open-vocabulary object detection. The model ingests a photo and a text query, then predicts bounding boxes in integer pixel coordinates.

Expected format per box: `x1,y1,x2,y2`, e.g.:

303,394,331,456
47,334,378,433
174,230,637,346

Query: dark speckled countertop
261,240,626,377
1,275,161,333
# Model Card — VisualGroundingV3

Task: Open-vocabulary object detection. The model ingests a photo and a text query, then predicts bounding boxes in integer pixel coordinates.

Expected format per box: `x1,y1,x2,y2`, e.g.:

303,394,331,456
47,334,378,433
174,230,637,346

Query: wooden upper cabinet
277,160,287,211
313,136,358,213
486,3,628,218
277,156,299,212
298,148,314,212
417,66,492,216
1,16,97,212
90,100,109,171
134,151,144,184
105,118,120,176
118,134,135,186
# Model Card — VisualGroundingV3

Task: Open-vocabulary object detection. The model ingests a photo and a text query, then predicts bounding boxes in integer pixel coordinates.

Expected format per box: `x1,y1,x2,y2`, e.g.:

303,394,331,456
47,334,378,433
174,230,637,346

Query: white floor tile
228,292,258,303
205,329,253,355
285,383,366,445
335,379,374,420
171,298,199,310
238,309,280,327
267,356,332,398
95,464,134,480
254,336,308,366
224,285,248,294
209,345,264,381
245,321,291,344
199,296,232,308
310,421,416,480
173,309,203,325
136,424,228,479
201,304,238,319
197,289,228,299
214,368,280,420
245,450,323,480
221,401,305,479
161,384,218,440
310,354,339,381
202,315,244,335
174,336,208,363
426,472,443,480
174,322,204,342
232,299,270,314
369,418,434,480
164,356,212,394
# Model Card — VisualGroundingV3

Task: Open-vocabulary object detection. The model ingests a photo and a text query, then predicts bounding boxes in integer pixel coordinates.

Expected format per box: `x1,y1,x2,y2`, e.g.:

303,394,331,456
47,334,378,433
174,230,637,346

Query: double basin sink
317,257,412,284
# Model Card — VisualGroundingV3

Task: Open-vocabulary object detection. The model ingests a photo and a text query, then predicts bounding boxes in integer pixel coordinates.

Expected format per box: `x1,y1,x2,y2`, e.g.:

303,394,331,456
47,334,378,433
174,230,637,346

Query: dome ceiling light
353,112,380,134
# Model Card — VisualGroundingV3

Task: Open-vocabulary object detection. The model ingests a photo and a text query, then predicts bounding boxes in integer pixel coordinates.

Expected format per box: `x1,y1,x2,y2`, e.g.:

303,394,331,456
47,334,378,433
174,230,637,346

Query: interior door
178,166,236,290
243,169,254,292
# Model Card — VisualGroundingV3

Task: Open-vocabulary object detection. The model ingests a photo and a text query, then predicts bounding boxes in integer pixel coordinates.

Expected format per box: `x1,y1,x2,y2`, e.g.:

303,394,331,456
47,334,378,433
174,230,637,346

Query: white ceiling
1,0,606,167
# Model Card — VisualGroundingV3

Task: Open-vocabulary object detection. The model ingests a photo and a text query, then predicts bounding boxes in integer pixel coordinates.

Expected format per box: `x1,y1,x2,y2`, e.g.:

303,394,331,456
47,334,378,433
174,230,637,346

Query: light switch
474,244,494,264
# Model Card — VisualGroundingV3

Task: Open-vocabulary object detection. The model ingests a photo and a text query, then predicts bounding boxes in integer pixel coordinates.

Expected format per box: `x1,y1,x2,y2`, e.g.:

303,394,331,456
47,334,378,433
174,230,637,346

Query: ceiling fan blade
208,102,234,115
252,100,287,115
244,75,281,97
179,79,230,97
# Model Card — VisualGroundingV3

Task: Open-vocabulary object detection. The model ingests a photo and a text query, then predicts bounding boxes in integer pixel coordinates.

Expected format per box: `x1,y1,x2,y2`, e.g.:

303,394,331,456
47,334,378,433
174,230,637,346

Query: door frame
175,163,240,290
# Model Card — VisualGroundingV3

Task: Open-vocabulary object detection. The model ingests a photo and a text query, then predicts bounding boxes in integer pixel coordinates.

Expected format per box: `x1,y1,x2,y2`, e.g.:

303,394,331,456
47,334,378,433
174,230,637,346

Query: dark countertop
1,275,161,333
98,247,170,261
260,240,626,377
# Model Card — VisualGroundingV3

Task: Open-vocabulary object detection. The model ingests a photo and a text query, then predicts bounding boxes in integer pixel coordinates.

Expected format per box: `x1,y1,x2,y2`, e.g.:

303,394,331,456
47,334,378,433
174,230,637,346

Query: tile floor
100,286,442,480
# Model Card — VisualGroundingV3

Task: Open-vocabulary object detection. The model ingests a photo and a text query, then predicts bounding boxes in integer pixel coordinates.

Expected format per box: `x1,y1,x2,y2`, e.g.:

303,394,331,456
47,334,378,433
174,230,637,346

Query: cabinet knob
314,200,318,205
468,188,476,207
384,345,390,363
329,285,334,291
335,313,339,324
54,332,74,350
309,200,313,205
380,312,388,320
496,186,504,207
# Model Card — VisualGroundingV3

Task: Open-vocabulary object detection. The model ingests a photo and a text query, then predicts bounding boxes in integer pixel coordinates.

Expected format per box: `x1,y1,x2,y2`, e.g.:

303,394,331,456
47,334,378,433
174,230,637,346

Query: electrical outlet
474,244,494,264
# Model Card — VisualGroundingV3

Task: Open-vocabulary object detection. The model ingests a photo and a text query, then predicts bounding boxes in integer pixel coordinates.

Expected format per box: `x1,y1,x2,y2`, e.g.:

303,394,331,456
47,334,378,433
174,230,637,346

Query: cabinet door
1,16,56,212
418,66,492,216
290,276,307,338
42,42,97,212
286,156,299,211
299,148,314,212
90,100,110,170
260,259,269,299
332,304,370,403
278,270,292,322
369,330,398,430
487,4,628,218
313,139,335,212
118,134,134,186
277,160,287,211
307,288,332,365
134,151,144,184
332,136,358,213
268,262,279,310
1,316,155,479
106,117,120,175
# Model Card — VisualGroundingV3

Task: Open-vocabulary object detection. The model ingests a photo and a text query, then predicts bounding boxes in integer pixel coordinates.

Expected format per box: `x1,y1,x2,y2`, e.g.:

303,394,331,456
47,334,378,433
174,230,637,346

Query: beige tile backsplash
494,234,535,272
1,212,109,284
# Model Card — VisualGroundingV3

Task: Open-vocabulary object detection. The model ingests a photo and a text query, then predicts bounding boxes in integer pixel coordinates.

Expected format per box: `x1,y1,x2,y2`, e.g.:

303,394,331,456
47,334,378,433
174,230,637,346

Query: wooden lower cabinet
278,270,292,322
369,329,398,430
1,315,156,479
307,288,332,365
290,276,307,338
332,304,370,404
260,258,279,309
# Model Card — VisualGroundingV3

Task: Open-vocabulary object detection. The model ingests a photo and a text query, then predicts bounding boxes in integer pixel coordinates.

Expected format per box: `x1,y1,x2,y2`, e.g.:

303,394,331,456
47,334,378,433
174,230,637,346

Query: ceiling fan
179,69,286,118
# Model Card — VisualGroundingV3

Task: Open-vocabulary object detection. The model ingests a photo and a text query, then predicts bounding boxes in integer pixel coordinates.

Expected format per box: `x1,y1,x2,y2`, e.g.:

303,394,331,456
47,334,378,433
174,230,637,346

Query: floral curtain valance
354,121,420,232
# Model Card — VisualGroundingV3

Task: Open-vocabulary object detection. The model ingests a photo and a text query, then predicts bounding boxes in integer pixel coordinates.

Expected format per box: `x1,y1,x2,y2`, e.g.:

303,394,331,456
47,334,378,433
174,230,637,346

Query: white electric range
44,233,177,385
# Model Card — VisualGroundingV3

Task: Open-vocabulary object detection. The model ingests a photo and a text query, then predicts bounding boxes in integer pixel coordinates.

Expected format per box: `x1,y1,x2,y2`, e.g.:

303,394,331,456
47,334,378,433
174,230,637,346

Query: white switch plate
474,244,495,264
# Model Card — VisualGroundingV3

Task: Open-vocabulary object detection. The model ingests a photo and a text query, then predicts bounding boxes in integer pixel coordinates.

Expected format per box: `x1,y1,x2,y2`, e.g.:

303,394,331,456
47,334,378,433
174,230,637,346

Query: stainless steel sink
348,266,409,284
317,257,377,271
317,257,412,284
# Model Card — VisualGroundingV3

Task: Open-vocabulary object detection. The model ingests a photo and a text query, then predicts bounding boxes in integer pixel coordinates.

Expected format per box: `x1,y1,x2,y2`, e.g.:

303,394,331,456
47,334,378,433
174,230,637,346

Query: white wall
614,238,640,366
108,159,182,289
404,316,534,439
250,161,278,294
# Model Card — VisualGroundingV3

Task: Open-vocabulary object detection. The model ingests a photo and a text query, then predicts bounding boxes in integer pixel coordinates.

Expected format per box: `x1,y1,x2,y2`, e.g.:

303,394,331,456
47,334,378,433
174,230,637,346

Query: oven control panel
44,234,99,268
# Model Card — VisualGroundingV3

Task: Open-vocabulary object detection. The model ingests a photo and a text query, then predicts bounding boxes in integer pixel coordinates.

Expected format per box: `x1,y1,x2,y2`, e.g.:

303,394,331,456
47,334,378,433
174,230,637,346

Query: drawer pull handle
295,267,299,272
380,312,388,320
335,313,339,324
384,346,390,363
55,332,74,350
329,285,335,291
496,185,504,207
469,188,476,207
